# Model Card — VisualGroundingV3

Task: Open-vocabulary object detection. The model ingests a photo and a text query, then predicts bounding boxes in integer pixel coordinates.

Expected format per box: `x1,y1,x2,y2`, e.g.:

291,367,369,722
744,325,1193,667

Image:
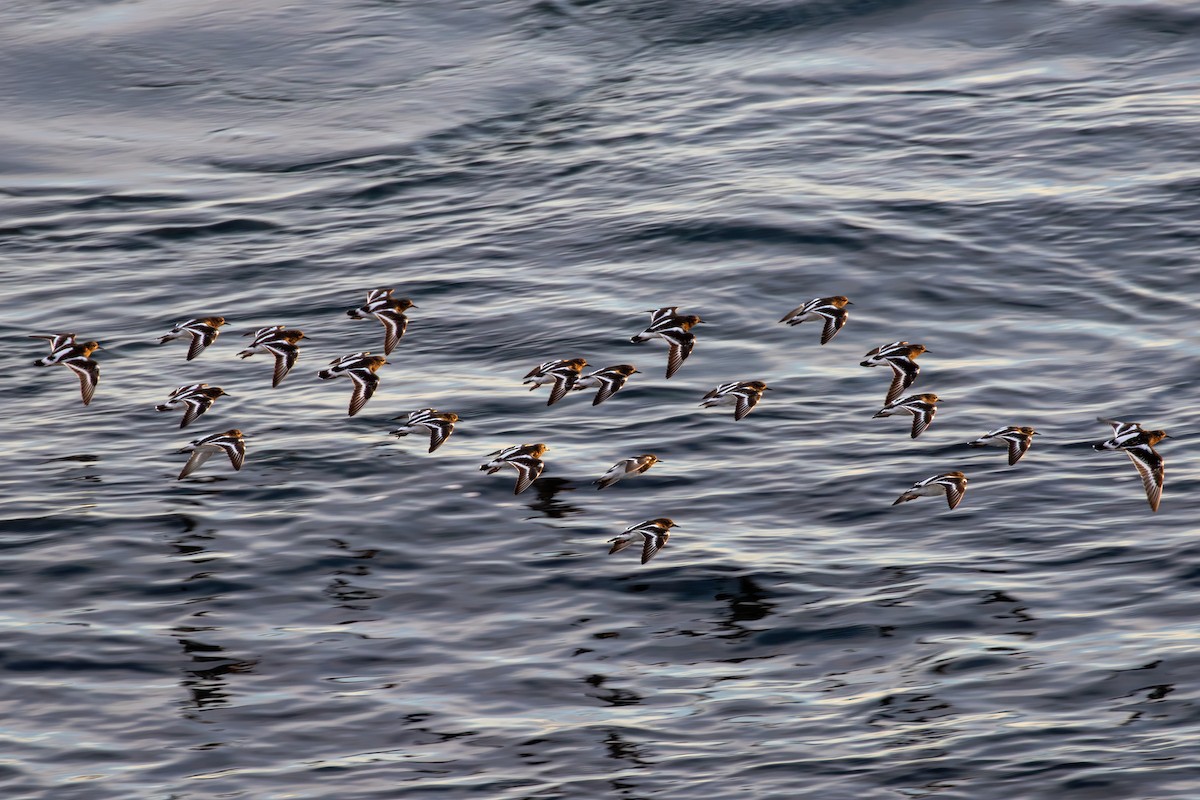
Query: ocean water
2,1,1199,798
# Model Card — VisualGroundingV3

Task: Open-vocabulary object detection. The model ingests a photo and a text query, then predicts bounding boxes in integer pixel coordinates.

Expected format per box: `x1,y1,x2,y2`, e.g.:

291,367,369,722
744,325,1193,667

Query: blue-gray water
3,1,1199,798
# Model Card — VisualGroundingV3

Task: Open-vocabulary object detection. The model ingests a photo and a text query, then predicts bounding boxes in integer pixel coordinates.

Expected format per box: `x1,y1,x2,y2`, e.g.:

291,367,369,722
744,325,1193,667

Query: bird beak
845,301,854,305
763,386,774,390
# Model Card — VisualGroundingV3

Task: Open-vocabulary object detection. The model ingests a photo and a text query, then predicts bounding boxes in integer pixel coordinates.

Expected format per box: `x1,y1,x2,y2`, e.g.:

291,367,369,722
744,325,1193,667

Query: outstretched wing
179,396,208,429
943,478,966,510
178,448,215,479
377,308,408,355
223,439,246,471
1124,445,1164,512
346,370,380,416
1007,435,1031,466
427,420,454,453
267,343,299,388
592,373,624,406
65,358,99,406
185,331,207,361
910,405,935,439
665,332,695,379
885,358,919,405
819,308,847,345
734,390,760,421
546,373,575,406
640,532,667,564
509,455,544,495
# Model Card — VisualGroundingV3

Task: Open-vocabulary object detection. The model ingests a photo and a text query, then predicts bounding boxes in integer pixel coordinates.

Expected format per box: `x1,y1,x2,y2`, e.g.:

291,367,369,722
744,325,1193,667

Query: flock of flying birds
30,291,1169,564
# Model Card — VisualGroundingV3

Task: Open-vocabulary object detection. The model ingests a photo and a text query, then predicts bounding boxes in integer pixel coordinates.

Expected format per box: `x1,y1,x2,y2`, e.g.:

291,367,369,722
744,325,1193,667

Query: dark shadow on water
526,477,581,519
325,537,382,617
173,624,258,715
714,575,778,639
583,673,642,707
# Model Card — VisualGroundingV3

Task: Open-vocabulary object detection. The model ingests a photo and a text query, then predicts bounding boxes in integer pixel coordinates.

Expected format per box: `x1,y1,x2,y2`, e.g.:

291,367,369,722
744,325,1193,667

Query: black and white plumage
778,295,852,344
1094,417,1168,452
594,454,659,490
238,326,308,387
606,517,677,564
860,341,928,405
155,383,229,429
1095,417,1168,512
390,408,459,453
33,338,101,405
873,393,941,439
158,317,226,361
480,443,547,495
630,308,703,379
29,332,78,355
700,380,770,421
316,352,387,416
177,429,246,480
572,364,639,406
522,358,589,406
346,288,415,355
893,471,968,510
969,426,1038,465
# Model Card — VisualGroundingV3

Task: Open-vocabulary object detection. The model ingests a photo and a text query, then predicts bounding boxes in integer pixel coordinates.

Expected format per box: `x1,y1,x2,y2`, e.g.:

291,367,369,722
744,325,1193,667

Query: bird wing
885,358,919,405
595,460,629,490
185,331,208,361
649,307,678,325
819,309,847,345
592,373,623,406
509,455,544,495
1007,434,1031,466
546,372,575,406
65,358,99,406
640,532,666,564
427,421,453,453
910,405,935,439
346,369,380,417
377,309,408,355
266,343,298,388
778,302,808,324
943,478,966,509
1124,445,1164,512
664,332,695,379
178,447,215,479
734,389,760,421
608,534,634,554
178,395,209,429
223,438,246,471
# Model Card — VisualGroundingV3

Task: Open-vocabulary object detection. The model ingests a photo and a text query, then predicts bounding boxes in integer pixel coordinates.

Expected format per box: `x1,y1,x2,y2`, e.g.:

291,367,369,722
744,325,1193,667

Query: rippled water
3,1,1200,797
